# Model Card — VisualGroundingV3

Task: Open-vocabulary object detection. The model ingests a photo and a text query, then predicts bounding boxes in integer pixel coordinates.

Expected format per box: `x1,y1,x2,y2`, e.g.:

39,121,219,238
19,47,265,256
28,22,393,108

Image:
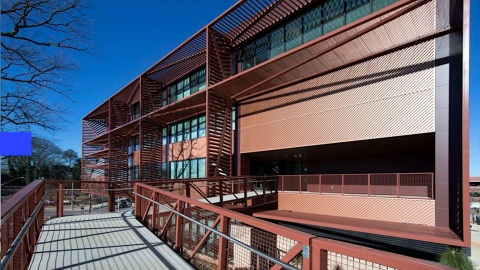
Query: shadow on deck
29,211,194,270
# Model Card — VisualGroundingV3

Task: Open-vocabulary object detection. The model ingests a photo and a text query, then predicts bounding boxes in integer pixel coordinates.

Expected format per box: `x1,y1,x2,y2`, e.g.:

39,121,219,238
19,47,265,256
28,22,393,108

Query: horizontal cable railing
134,183,313,270
279,173,434,199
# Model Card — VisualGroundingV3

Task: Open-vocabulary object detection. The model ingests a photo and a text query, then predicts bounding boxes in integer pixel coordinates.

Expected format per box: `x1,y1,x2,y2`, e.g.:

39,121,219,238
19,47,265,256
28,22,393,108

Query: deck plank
29,211,194,270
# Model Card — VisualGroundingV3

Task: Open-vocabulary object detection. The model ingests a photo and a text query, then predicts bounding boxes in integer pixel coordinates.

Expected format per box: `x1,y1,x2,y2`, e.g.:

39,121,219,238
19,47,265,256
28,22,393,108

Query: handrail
0,192,48,270
279,173,434,199
1,180,44,225
133,191,299,270
135,183,312,243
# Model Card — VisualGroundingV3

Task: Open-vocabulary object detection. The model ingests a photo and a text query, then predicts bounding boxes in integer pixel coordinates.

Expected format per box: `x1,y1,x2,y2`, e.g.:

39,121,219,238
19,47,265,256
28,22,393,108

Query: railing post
299,175,301,194
217,215,230,270
134,185,141,220
186,182,191,198
152,192,158,232
108,183,115,212
368,174,371,196
397,173,400,197
341,175,344,195
281,175,284,192
431,173,434,199
57,181,63,218
219,179,224,207
319,175,322,194
274,176,278,196
175,200,184,252
263,178,267,203
244,178,248,207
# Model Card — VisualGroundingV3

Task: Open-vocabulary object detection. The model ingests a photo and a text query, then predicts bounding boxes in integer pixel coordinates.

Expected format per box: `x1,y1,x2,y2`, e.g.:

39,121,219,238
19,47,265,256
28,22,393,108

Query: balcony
253,173,464,246
0,178,453,270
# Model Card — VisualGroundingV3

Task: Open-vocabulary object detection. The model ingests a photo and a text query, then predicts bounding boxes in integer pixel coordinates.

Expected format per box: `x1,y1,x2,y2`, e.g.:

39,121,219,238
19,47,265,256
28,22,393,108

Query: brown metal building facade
82,0,470,259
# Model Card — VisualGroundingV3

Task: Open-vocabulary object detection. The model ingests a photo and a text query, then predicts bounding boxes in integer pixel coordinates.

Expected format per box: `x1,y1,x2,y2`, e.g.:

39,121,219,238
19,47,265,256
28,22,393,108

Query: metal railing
311,237,454,270
279,173,434,199
134,183,313,270
1,180,45,270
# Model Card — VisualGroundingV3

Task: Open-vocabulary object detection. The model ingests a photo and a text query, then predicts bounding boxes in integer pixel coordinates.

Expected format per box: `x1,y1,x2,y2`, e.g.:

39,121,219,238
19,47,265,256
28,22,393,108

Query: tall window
130,102,140,121
168,67,206,103
170,114,206,144
170,158,206,179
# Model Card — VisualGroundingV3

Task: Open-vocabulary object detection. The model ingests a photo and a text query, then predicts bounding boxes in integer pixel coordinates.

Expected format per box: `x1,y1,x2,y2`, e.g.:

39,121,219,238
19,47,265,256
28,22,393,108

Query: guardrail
278,173,434,199
1,177,454,270
311,237,454,270
1,180,45,270
134,182,313,270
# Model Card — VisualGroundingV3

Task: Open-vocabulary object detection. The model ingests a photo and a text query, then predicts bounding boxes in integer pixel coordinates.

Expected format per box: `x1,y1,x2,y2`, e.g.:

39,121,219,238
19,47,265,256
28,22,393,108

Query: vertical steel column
175,200,184,252
244,178,248,207
217,215,230,270
134,185,141,220
108,183,115,212
57,182,63,218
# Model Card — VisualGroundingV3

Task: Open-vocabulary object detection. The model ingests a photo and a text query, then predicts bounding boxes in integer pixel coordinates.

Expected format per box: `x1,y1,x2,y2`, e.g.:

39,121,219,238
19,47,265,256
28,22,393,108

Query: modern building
82,0,470,262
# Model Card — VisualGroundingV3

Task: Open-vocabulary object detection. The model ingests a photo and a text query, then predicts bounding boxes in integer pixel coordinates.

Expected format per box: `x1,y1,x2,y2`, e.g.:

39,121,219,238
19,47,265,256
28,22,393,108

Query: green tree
438,247,474,270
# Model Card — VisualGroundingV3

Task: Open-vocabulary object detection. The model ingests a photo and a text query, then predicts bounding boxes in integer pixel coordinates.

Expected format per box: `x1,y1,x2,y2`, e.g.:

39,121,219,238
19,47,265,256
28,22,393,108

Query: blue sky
50,0,479,175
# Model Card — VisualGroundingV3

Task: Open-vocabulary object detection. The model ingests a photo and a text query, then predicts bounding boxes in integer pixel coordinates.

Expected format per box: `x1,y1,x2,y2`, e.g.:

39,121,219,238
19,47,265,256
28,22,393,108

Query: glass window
183,77,191,97
198,68,206,90
133,135,139,151
170,162,175,179
243,42,255,71
170,84,177,103
176,161,183,179
191,117,198,139
303,6,322,43
177,122,183,142
170,125,177,143
255,35,269,65
198,158,206,178
372,0,397,12
184,120,191,141
162,127,168,145
183,160,191,179
162,89,168,107
346,0,371,24
162,162,167,179
323,0,345,34
198,115,206,138
176,80,184,101
285,17,302,51
191,159,198,178
134,165,139,180
190,71,199,93
269,26,285,59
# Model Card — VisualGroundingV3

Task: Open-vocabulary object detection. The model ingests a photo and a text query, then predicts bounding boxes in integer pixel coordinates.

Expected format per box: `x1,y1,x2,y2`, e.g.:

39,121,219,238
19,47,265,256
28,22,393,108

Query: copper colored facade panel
278,193,435,226
240,40,435,153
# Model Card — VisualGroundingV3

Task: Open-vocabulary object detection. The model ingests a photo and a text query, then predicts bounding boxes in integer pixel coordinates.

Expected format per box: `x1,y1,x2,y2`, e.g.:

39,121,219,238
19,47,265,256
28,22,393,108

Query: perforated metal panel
240,40,435,153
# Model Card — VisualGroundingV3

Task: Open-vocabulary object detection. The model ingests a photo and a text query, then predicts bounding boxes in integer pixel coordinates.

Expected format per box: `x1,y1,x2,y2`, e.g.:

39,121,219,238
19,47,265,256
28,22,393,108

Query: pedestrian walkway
29,211,194,270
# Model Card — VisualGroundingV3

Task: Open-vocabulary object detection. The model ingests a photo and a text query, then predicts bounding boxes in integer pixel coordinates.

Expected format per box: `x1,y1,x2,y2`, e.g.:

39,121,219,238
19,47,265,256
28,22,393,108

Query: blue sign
0,132,32,155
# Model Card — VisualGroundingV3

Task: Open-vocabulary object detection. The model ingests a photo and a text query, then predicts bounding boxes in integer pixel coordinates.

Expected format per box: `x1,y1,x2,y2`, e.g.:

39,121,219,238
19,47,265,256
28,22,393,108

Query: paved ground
29,211,194,270
472,223,480,270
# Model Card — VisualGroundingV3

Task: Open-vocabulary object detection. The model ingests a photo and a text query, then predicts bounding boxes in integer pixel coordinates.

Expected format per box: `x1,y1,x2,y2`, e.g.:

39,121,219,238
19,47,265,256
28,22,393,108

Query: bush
438,247,474,270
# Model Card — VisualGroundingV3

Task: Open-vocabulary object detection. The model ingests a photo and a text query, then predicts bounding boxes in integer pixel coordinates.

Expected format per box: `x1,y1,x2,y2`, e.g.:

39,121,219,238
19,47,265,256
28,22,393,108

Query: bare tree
1,0,96,132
